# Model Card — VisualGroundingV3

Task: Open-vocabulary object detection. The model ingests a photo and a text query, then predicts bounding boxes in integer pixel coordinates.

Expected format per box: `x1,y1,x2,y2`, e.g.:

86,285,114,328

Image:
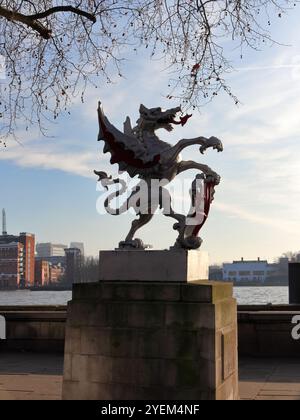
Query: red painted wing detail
98,109,160,169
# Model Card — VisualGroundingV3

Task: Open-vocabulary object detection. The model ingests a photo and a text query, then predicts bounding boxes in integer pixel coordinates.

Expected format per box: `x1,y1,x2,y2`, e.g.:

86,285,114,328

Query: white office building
36,243,67,258
223,258,275,284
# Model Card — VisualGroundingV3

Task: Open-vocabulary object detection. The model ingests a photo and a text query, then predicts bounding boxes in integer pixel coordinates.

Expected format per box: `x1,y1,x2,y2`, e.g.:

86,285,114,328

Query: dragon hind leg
126,214,154,242
159,187,186,246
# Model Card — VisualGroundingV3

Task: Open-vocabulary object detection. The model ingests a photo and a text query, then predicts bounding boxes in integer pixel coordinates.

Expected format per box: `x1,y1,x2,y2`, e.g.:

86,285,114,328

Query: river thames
0,286,289,306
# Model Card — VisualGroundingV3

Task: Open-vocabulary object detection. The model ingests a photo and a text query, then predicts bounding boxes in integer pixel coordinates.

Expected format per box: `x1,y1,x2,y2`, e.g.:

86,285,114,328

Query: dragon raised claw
95,102,223,250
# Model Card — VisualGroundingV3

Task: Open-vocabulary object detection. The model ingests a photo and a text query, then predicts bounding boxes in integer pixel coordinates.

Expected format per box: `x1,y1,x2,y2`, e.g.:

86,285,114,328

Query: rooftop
0,242,22,248
232,260,268,264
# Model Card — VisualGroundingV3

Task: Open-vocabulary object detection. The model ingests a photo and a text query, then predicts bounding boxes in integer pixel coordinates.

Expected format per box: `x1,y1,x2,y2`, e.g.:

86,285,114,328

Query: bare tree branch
0,0,298,143
0,4,96,39
0,5,52,38
28,6,96,24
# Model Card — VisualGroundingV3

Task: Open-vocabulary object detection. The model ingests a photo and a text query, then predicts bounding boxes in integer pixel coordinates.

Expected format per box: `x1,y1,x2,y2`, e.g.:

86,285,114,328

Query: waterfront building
19,233,35,287
223,258,274,284
49,265,64,284
0,242,24,288
0,234,35,288
0,210,35,287
35,258,64,287
34,260,50,287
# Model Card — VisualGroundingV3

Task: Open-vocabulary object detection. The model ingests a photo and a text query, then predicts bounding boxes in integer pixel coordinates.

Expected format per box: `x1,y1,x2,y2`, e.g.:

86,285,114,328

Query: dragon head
138,105,192,132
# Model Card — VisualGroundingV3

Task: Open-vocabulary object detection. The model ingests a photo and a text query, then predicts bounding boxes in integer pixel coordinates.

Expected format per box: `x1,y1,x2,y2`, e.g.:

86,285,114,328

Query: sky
1,8,300,264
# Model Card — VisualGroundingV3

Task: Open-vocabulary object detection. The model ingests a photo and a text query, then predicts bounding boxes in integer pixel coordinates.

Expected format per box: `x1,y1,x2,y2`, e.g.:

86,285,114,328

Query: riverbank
29,286,72,292
0,286,290,306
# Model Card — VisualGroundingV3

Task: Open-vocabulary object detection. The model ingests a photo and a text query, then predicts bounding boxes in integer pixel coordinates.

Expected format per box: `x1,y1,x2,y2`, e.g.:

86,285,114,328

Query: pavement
0,353,63,400
240,358,300,400
1,353,300,400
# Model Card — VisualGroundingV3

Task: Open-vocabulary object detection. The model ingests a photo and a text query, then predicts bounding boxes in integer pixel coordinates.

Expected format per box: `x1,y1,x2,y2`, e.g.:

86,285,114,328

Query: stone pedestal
62,281,238,400
99,250,209,282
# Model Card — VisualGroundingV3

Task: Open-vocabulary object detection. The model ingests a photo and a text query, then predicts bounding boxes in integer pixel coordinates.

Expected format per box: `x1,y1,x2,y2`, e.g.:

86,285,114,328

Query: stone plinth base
62,281,238,400
99,250,209,282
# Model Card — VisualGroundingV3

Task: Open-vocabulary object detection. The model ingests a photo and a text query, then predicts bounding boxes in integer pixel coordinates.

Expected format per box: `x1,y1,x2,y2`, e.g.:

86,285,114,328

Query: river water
0,286,289,306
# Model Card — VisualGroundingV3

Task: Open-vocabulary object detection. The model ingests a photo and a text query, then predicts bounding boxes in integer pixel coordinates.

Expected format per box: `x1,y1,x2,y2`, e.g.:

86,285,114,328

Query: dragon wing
123,116,133,136
97,102,160,178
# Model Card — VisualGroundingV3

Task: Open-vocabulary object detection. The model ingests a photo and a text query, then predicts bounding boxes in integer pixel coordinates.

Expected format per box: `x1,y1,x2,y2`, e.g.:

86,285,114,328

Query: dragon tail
95,170,128,215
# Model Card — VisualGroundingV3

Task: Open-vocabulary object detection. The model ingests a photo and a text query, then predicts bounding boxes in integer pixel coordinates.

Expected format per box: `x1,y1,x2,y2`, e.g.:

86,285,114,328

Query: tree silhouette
0,0,297,141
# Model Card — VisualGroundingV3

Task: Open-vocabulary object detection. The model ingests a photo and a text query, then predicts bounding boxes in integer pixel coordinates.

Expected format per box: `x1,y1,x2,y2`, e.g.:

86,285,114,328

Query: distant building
209,265,223,281
19,233,35,287
65,248,82,285
2,209,7,235
268,257,289,285
35,260,50,287
223,258,275,284
0,210,35,288
36,243,67,258
49,265,64,284
0,233,35,288
0,242,24,288
70,242,84,256
35,258,64,287
35,255,66,267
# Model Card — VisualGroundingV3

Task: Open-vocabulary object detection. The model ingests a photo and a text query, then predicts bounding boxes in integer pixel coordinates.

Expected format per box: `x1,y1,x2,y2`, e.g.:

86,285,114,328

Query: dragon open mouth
171,114,193,126
159,113,193,130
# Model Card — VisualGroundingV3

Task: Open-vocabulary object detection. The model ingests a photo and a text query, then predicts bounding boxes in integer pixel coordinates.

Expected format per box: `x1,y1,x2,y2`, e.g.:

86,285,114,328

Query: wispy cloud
0,147,96,178
237,63,300,72
0,129,104,178
214,200,300,235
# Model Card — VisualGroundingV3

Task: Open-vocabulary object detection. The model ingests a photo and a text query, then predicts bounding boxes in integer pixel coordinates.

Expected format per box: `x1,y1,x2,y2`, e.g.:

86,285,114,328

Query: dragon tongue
180,114,193,126
171,114,193,126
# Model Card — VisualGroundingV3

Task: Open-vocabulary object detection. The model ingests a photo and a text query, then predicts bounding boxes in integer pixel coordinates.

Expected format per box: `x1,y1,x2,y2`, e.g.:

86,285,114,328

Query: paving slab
1,353,300,400
240,358,300,400
0,352,63,400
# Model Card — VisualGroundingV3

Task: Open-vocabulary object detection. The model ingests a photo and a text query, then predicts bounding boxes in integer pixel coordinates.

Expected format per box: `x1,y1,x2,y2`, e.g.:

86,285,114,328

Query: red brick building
0,232,35,288
19,233,35,287
35,260,50,287
0,242,24,288
34,260,64,286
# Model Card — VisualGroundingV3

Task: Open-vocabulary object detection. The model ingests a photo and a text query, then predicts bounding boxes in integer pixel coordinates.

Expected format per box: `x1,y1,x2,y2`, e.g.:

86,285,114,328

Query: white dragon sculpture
95,102,223,250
